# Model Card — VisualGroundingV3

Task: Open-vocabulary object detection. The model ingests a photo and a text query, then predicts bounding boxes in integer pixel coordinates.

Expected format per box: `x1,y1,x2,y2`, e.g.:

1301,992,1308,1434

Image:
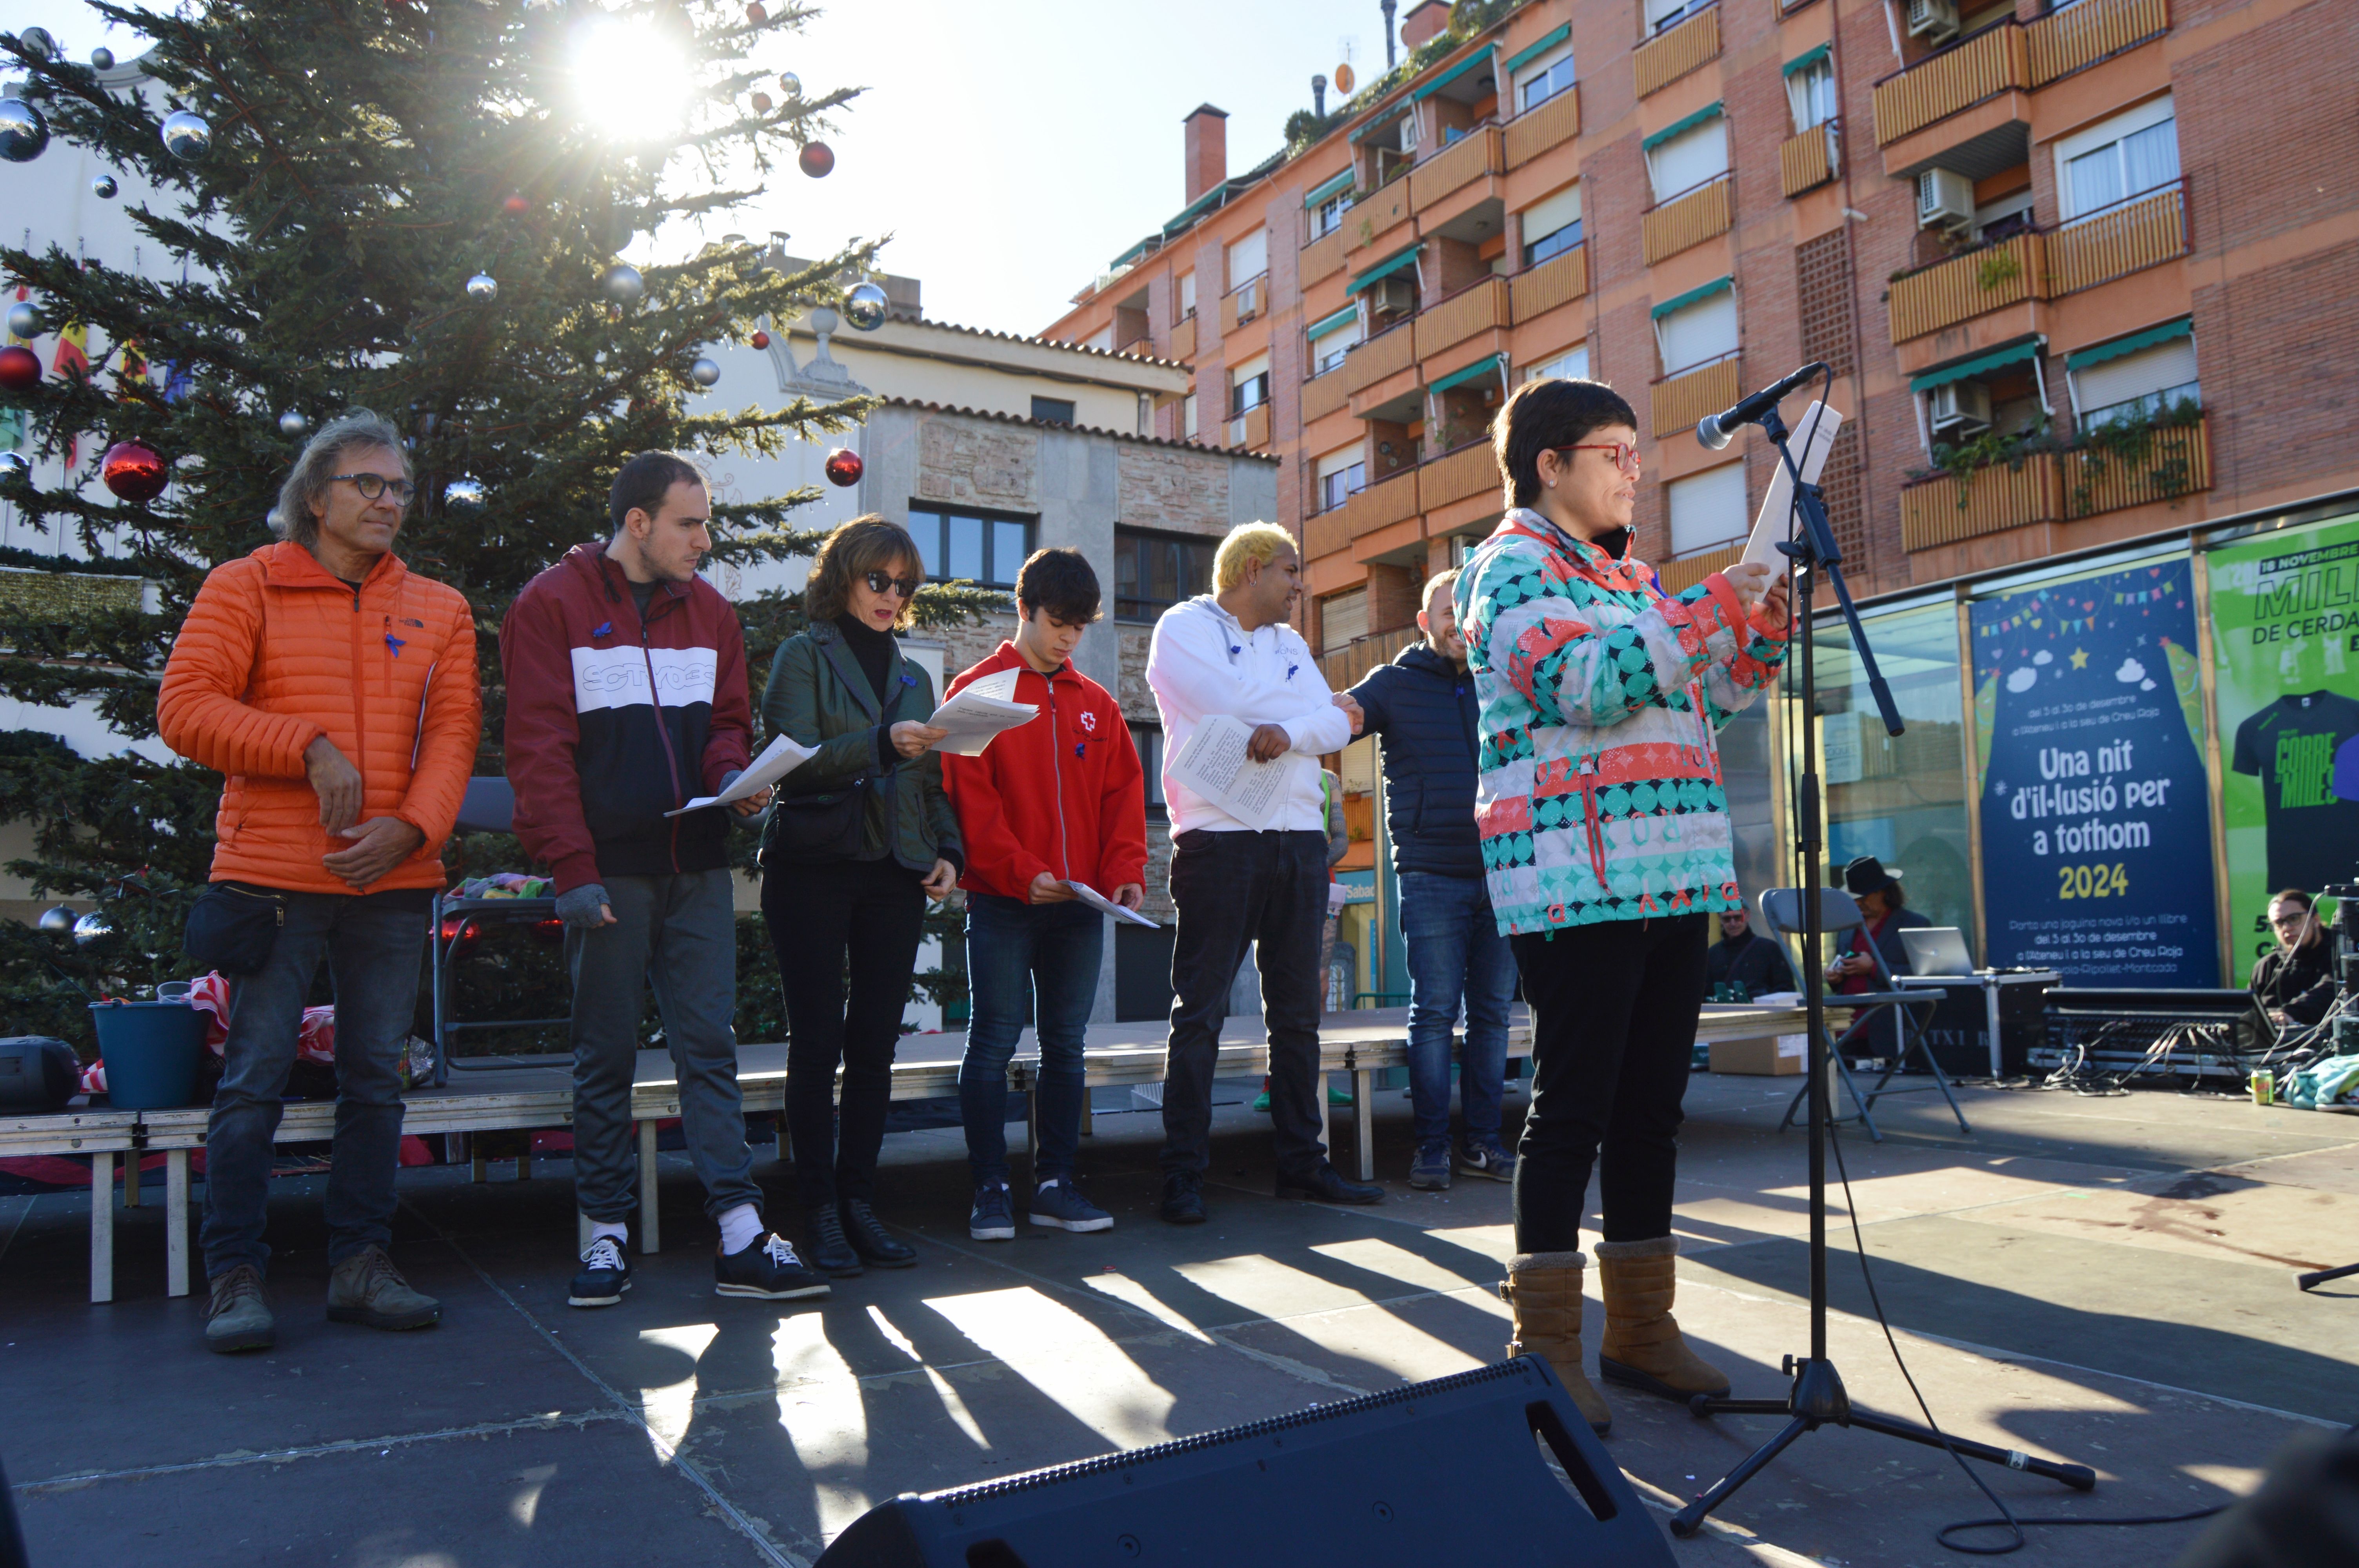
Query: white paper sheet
1166,713,1307,832
1740,400,1845,583
927,667,1038,757
664,731,817,816
1065,879,1160,928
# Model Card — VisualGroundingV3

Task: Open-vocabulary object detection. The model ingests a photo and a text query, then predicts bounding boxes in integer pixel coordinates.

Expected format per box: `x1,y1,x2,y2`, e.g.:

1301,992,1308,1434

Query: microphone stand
1669,405,2095,1537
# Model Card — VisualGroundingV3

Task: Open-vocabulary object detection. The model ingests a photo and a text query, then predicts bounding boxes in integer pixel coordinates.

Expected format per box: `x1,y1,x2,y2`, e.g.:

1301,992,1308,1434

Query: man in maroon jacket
941,548,1147,1241
503,452,825,1309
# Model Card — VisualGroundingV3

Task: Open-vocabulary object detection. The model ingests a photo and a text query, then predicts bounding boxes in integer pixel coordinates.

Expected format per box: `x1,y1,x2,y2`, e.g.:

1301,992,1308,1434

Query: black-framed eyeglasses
864,570,921,599
332,472,418,504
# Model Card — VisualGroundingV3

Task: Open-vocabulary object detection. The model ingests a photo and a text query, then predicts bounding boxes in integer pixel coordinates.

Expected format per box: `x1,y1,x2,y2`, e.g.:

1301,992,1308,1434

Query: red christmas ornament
750,330,771,349
751,91,772,114
799,141,834,179
502,192,529,216
747,1,766,20
823,447,862,487
0,344,39,392
100,439,168,503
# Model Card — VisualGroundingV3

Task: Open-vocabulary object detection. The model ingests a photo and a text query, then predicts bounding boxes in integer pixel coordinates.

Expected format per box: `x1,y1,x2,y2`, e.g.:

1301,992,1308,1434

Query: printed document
1741,400,1845,582
1064,880,1160,928
1166,713,1308,832
927,667,1038,757
667,731,818,815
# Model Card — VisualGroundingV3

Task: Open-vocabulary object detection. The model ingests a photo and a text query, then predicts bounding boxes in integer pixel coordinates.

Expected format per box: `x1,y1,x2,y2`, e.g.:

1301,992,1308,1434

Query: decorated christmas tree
0,0,989,1049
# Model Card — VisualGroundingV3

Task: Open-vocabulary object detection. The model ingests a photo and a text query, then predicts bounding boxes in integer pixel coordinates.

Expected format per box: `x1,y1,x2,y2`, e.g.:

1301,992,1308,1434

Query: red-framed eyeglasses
1556,441,1643,475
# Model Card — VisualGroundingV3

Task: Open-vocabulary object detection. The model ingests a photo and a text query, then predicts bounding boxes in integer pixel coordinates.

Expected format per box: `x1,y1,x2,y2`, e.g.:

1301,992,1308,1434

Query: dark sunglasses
864,570,921,599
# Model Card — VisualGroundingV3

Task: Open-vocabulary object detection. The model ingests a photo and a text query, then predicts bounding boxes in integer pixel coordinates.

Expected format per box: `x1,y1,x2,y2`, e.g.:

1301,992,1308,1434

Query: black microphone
1695,362,1830,450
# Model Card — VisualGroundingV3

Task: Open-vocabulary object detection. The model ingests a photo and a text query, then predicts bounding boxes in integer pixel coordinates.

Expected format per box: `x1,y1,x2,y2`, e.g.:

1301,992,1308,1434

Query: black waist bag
183,882,286,975
763,774,885,865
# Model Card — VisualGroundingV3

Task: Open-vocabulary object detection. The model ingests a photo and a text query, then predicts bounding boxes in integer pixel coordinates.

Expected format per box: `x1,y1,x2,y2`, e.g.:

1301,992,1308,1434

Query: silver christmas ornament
0,98,50,164
779,72,801,97
90,173,116,198
161,109,213,161
37,903,75,935
0,452,29,482
72,910,112,946
443,476,488,512
690,357,720,388
277,409,308,437
18,27,57,60
600,263,644,305
266,506,285,534
90,46,114,71
6,301,42,339
843,281,889,332
465,271,498,303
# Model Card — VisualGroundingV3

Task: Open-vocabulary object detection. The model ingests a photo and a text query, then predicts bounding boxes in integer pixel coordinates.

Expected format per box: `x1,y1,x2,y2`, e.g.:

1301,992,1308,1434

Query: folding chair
427,777,568,1085
1756,887,1968,1142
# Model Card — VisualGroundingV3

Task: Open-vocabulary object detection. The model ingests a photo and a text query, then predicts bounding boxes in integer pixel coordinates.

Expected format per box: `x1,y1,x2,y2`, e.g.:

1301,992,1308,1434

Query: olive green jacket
758,621,962,874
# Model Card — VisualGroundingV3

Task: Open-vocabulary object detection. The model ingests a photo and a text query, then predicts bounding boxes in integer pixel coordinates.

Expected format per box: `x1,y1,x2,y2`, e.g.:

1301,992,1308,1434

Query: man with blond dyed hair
1145,521,1381,1223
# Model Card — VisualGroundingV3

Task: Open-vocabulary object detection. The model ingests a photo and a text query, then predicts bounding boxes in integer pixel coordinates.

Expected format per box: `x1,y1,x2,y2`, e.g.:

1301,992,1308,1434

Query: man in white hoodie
1146,522,1382,1223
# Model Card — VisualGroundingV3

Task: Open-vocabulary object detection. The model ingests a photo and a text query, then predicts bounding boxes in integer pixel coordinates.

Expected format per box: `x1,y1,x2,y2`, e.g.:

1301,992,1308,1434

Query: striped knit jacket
1456,508,1790,937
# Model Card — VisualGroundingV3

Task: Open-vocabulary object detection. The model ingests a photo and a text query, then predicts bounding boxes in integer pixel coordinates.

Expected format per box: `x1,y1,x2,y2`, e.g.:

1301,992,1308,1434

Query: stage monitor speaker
813,1356,1675,1567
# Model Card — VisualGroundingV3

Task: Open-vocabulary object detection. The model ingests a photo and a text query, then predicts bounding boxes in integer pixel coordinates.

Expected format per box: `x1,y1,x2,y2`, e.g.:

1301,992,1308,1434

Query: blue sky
1,0,1393,335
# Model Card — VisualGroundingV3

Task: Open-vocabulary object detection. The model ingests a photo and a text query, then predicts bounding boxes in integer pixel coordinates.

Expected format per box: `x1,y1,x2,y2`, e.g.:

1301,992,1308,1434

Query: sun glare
571,15,691,139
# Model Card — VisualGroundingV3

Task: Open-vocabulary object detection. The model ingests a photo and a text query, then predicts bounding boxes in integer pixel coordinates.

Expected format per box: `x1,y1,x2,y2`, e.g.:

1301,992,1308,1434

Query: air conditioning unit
1928,380,1991,437
1916,167,1975,231
1906,0,1960,44
1369,276,1416,317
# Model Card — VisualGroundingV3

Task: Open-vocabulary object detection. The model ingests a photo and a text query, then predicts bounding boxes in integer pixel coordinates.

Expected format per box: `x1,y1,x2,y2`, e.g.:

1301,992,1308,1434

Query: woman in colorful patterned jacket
1458,377,1790,1434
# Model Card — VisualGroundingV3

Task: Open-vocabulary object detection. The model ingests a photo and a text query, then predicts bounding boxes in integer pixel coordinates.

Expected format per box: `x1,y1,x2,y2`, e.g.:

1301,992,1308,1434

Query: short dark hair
1492,377,1640,510
2271,888,2314,911
610,451,706,535
804,515,924,630
1014,547,1102,624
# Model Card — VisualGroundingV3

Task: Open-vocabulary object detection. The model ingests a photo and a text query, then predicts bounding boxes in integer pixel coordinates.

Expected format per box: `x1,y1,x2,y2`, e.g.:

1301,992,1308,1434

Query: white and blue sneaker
970,1182,1016,1241
1029,1178,1113,1233
1459,1138,1518,1183
568,1234,631,1308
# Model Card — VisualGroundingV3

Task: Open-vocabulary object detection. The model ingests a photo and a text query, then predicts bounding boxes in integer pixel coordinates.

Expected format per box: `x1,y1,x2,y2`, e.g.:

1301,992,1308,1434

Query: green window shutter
1910,337,2043,394
1505,25,1573,77
1642,102,1723,153
1651,275,1734,319
2064,318,2192,372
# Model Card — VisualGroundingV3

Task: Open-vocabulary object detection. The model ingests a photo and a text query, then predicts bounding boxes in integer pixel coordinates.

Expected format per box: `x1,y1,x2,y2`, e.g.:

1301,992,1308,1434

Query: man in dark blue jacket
1345,570,1517,1191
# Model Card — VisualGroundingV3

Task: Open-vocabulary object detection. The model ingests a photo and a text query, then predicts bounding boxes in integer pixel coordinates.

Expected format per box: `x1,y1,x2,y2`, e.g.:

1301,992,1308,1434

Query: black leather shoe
1160,1171,1207,1225
839,1199,917,1268
804,1205,863,1278
1276,1163,1384,1205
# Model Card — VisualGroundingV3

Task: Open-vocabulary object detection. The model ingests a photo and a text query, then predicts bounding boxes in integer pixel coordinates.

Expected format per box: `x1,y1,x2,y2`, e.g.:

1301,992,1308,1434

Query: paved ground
3,1069,2354,1567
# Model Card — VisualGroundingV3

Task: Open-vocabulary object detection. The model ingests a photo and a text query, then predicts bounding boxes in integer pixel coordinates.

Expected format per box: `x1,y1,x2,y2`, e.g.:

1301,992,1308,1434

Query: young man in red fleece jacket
942,548,1147,1241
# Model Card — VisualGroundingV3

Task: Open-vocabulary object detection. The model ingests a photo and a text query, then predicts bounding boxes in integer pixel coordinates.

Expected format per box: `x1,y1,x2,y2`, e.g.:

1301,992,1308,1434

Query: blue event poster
1970,559,2219,985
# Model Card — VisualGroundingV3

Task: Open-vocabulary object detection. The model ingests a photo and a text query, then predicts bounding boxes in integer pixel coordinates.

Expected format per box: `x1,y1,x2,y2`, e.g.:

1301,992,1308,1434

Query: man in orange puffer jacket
157,410,481,1356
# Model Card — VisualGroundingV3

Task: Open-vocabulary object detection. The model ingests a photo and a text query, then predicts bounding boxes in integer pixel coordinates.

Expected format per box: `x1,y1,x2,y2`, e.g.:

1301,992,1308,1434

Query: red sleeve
943,741,1053,897
1095,693,1149,892
499,582,602,894
700,597,753,792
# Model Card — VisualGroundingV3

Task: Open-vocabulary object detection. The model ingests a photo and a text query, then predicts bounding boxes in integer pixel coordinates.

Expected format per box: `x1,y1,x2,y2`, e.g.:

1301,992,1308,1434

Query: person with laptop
2250,889,2335,1038
1706,907,1796,1000
1827,855,1929,1056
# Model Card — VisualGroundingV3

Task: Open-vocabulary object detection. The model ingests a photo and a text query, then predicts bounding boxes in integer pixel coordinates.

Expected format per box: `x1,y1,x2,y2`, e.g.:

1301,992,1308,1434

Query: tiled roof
883,314,1187,371
880,397,1281,463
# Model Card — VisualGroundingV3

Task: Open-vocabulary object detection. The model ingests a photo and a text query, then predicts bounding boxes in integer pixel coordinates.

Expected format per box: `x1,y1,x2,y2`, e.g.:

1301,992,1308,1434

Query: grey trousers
569,870,761,1225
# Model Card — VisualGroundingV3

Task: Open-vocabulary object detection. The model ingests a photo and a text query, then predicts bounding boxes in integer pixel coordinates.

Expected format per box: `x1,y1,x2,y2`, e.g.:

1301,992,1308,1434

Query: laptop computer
1900,926,1977,976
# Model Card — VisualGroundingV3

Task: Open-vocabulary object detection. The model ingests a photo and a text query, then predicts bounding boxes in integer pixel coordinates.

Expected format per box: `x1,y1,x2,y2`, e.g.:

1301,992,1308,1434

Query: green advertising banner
2207,511,2359,983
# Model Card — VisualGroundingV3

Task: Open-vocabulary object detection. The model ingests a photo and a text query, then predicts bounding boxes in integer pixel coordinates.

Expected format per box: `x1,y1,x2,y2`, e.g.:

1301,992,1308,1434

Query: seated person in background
2251,889,2336,1037
1707,906,1796,1000
1828,856,1928,1057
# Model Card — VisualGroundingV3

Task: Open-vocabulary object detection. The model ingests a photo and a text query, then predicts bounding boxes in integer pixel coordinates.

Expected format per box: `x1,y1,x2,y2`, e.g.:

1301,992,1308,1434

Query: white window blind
1520,184,1583,246
1179,273,1197,318
1645,0,1701,31
2055,96,2178,220
1316,445,1365,482
1656,289,1737,375
1646,115,1727,202
1516,43,1575,111
1183,392,1198,439
2074,338,2198,423
1227,229,1268,289
1321,588,1370,652
1668,463,1748,557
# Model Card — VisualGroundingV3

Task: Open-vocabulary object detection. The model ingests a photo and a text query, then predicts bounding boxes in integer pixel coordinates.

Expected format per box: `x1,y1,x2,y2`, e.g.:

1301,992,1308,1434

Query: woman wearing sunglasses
1459,378,1790,1435
760,517,961,1278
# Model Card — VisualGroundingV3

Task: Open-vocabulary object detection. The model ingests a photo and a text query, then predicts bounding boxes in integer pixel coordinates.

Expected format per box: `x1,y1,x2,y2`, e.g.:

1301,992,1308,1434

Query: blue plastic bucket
89,999,207,1109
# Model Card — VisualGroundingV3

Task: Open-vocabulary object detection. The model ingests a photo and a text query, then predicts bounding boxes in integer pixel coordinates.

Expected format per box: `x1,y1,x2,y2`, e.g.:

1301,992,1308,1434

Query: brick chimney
1400,0,1452,51
1183,103,1228,204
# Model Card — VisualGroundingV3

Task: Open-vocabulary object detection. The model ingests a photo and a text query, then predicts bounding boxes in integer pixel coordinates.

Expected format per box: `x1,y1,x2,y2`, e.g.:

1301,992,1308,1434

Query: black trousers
1161,828,1329,1181
1509,913,1708,1251
765,857,927,1207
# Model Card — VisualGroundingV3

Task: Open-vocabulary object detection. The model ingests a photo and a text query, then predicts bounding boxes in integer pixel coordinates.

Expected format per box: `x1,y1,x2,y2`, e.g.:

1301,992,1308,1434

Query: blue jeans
201,887,428,1280
959,893,1103,1187
1399,870,1516,1148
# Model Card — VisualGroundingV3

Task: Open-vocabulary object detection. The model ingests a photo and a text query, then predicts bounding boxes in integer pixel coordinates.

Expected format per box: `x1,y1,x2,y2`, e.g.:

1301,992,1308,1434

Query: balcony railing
1652,355,1741,441
1506,85,1581,169
1170,314,1197,361
1302,225,1345,288
1635,4,1721,99
2048,180,2188,296
1641,176,1733,265
1410,124,1504,215
1658,542,1745,595
2027,0,2170,87
1887,230,2047,344
1346,181,1413,258
1899,453,2059,552
1341,317,1418,397
1305,506,1353,562
2061,412,2210,520
1510,243,1588,323
1872,22,2028,147
1414,277,1509,363
1779,119,1839,198
1318,624,1423,692
1115,334,1152,358
1420,440,1498,514
1302,365,1351,424
1220,275,1265,335
1343,467,1421,541
1225,402,1272,450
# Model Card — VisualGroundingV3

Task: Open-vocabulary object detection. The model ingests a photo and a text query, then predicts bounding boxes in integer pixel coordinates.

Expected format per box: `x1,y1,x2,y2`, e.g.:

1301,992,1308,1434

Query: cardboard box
1710,1033,1807,1076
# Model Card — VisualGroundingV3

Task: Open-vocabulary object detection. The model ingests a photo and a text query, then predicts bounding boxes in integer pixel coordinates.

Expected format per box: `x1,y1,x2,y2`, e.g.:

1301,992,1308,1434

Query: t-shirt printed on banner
2230,691,2359,893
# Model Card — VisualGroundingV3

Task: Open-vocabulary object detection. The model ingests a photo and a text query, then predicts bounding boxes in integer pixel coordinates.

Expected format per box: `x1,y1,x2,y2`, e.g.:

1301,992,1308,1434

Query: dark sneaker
1409,1140,1453,1191
1276,1163,1385,1205
804,1206,863,1277
840,1199,917,1268
1459,1138,1518,1183
326,1245,440,1331
1030,1178,1112,1233
970,1182,1016,1242
715,1233,831,1301
1160,1170,1207,1225
568,1234,631,1308
204,1264,275,1354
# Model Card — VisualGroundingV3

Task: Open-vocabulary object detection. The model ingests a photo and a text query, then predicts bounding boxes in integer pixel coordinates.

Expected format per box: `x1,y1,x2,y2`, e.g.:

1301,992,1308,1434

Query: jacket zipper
1043,666,1072,884
347,581,367,823
1577,753,1610,893
639,604,687,873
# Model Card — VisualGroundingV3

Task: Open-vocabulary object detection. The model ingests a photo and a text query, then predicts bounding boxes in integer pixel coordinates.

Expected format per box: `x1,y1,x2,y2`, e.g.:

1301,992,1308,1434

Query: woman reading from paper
1457,378,1790,1434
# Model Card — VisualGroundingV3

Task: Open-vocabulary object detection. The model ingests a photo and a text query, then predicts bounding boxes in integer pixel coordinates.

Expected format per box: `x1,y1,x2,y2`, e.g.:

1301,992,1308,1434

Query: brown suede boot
1594,1236,1730,1402
1498,1251,1612,1435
